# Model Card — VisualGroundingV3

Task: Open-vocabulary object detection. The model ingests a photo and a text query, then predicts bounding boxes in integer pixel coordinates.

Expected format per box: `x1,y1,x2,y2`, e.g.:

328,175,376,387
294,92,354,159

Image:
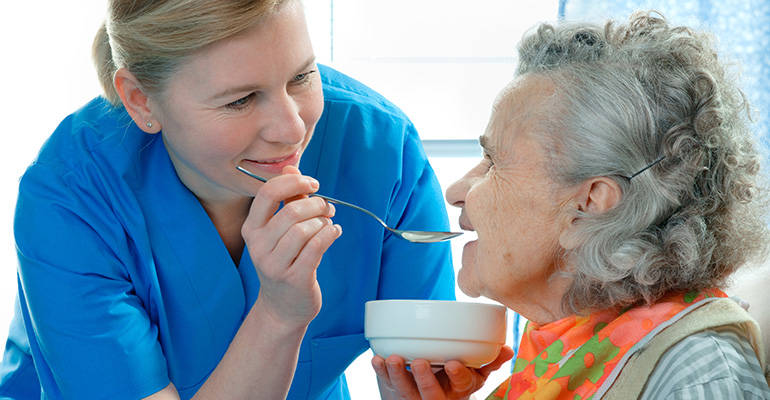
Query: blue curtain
559,0,770,154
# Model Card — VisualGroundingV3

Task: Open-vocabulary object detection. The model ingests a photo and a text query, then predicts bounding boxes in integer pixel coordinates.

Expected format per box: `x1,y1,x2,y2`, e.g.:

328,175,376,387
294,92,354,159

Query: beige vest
602,298,768,399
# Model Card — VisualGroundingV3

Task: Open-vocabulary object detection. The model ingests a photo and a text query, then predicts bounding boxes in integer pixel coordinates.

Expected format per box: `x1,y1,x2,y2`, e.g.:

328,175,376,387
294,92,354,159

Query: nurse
0,0,458,399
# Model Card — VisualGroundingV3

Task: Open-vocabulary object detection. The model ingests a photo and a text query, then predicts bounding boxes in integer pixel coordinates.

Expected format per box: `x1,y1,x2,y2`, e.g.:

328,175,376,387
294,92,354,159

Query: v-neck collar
137,135,249,316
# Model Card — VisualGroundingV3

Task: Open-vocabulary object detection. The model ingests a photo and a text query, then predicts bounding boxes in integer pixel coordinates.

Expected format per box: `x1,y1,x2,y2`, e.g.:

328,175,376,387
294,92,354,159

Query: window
307,1,558,154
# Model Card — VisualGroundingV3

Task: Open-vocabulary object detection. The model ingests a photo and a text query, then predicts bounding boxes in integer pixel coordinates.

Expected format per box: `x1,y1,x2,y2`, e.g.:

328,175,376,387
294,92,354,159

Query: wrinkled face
445,75,573,320
151,0,324,205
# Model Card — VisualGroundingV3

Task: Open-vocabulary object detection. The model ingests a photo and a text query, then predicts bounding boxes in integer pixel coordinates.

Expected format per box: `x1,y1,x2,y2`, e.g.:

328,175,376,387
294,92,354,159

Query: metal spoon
237,166,463,243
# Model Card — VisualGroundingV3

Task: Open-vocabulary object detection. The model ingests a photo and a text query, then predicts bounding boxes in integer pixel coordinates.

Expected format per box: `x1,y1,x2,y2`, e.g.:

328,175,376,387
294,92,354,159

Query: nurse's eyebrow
211,56,317,101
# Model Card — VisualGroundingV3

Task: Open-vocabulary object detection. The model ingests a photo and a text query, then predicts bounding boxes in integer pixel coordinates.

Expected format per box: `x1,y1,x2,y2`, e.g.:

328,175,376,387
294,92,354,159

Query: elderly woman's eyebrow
479,135,490,151
478,136,488,155
479,135,495,158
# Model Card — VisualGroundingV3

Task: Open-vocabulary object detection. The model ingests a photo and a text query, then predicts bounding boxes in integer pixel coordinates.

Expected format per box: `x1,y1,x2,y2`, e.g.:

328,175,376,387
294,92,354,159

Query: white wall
1,1,108,347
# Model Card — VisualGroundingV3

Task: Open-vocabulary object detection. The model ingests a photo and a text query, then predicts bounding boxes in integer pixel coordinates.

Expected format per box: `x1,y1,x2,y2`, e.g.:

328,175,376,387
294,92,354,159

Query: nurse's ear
114,68,161,134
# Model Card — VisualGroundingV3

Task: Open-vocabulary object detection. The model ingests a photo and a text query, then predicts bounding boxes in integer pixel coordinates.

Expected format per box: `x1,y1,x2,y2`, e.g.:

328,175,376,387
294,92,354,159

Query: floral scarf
486,289,727,400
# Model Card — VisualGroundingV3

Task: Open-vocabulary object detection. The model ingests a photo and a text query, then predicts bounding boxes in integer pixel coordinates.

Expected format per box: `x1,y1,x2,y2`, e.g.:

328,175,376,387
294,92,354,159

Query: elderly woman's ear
559,176,622,250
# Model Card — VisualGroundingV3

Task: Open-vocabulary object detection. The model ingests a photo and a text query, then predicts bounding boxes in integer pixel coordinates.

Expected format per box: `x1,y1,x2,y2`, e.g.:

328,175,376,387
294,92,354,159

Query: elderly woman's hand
372,346,514,400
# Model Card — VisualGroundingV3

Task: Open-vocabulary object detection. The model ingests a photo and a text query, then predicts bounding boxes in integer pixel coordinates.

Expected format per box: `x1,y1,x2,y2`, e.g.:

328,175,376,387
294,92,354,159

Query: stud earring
146,122,153,128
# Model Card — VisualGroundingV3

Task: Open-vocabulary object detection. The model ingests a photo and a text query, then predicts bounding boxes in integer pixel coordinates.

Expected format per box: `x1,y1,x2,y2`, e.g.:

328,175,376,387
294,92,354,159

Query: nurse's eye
226,93,256,110
291,70,317,86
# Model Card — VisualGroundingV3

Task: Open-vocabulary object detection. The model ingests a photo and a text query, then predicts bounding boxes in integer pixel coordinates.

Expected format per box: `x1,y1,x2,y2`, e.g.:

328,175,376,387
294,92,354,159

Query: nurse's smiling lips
243,150,301,175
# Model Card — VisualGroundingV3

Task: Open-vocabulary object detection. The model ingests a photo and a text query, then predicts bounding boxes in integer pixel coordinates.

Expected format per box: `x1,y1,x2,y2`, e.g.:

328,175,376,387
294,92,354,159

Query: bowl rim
365,299,507,310
364,299,508,342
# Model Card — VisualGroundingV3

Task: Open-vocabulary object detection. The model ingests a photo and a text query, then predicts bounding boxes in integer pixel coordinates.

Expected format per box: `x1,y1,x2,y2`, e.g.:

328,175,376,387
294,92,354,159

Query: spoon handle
236,166,389,229
236,166,268,182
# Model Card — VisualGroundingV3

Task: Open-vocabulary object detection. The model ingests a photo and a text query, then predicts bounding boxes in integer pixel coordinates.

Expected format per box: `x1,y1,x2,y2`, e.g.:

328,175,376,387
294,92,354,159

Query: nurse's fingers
243,167,331,262
246,166,320,229
263,213,341,277
249,196,336,268
282,219,342,274
278,165,310,205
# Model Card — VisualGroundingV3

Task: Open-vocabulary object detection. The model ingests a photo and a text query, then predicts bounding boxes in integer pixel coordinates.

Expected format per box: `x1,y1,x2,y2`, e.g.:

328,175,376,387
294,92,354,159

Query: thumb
445,361,476,395
282,165,311,204
479,346,514,378
282,165,302,176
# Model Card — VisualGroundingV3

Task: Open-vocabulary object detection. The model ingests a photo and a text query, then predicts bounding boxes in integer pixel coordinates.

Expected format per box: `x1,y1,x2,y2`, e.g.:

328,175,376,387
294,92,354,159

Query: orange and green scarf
486,289,727,400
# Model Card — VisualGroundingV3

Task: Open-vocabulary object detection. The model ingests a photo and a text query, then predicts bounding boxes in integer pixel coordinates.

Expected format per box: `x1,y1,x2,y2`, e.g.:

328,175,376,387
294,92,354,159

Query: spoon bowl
237,166,463,243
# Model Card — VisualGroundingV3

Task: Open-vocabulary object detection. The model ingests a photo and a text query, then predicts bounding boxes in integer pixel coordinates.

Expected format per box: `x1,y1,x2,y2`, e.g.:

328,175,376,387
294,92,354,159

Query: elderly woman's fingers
383,355,424,399
441,361,476,396
374,353,510,400
410,359,452,399
478,345,514,378
443,347,514,399
371,355,389,381
372,355,398,395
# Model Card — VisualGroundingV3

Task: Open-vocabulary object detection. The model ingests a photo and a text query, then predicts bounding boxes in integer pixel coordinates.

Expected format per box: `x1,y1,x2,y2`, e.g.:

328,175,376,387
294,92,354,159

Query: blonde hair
92,0,287,105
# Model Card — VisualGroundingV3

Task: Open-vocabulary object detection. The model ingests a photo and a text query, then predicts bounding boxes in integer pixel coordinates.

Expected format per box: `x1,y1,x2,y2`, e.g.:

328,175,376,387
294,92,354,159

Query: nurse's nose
261,91,306,145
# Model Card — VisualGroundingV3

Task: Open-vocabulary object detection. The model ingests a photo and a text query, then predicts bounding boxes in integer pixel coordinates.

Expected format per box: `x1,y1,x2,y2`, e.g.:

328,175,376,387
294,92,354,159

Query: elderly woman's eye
483,154,494,167
483,158,496,175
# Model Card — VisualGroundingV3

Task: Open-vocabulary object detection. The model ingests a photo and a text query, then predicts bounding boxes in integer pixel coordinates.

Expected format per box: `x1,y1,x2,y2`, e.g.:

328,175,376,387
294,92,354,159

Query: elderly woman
0,0,457,399
373,11,770,400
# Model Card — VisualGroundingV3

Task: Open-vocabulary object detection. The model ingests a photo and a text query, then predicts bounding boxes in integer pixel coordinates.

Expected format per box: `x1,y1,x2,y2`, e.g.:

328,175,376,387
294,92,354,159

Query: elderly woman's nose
445,177,470,208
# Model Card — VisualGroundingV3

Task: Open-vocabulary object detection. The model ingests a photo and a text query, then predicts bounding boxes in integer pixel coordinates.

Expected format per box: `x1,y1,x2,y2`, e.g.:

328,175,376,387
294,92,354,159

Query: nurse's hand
372,346,514,400
242,165,341,329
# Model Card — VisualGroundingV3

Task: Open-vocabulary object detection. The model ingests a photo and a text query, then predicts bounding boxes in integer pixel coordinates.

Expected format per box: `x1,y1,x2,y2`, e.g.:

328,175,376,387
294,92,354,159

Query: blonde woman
0,0,459,399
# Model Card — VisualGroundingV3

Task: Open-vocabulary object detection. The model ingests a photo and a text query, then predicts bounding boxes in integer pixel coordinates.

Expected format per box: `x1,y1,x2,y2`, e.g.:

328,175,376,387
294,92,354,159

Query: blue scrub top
0,65,456,400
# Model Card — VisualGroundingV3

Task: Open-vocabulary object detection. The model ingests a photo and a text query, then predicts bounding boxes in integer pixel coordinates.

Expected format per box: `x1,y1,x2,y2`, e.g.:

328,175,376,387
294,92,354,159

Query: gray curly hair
517,11,770,313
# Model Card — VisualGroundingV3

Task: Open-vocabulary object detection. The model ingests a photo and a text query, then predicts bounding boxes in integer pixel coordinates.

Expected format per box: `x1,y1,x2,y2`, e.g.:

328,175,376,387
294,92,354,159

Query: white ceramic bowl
365,300,507,368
